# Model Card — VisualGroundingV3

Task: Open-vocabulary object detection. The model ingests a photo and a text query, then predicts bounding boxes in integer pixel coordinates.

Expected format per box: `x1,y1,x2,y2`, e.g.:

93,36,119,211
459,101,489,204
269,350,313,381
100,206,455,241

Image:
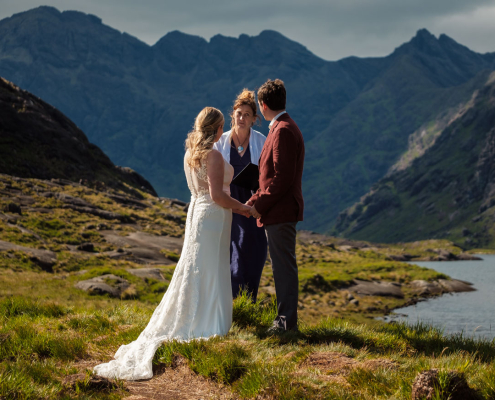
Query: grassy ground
2,174,494,398
1,294,495,399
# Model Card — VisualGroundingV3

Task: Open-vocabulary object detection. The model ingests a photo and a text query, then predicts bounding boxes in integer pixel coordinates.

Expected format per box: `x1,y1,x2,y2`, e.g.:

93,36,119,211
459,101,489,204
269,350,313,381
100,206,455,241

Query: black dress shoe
266,324,285,334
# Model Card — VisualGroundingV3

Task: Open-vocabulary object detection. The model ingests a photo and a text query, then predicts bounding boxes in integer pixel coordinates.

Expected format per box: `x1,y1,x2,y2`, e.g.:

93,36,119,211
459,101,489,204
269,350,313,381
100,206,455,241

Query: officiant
214,89,267,301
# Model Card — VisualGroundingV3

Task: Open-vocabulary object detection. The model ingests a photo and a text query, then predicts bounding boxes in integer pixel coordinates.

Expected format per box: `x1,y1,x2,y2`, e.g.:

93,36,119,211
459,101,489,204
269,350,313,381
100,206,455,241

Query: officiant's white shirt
214,128,266,165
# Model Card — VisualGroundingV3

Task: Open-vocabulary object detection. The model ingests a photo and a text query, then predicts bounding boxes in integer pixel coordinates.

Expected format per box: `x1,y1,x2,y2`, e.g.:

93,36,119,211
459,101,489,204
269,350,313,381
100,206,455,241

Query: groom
247,79,305,332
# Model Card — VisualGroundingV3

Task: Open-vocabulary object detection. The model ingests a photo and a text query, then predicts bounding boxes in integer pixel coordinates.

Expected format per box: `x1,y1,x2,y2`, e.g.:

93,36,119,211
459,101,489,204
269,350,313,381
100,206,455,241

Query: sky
1,0,495,61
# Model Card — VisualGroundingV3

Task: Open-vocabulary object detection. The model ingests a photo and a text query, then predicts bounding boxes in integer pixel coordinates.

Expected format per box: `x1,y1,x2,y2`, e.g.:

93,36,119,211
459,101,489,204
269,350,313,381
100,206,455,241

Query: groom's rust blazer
248,113,305,227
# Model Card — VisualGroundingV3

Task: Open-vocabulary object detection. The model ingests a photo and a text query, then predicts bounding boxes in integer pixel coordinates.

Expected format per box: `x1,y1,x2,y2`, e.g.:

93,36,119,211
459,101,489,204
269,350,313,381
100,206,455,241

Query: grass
2,173,495,398
1,293,495,399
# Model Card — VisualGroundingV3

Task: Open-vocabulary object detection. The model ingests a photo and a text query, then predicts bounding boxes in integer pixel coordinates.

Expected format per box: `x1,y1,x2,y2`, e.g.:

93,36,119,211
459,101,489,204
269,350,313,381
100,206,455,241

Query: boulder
349,279,404,298
127,268,165,281
77,243,95,252
411,369,477,400
75,274,130,297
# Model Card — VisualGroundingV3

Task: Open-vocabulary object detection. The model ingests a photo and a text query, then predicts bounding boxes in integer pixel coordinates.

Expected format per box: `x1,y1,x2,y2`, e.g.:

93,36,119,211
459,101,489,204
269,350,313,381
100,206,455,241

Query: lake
382,254,495,340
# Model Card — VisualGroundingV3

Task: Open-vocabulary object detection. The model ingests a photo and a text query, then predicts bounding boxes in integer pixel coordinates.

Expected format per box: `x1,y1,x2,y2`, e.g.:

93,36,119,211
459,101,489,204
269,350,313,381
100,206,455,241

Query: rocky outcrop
410,279,475,296
0,239,56,272
126,268,165,281
348,279,404,298
75,274,130,297
0,77,157,197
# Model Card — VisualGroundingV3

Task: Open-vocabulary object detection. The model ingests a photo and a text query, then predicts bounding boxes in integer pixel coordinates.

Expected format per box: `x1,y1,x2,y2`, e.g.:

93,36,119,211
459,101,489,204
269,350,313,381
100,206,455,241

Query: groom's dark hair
257,79,286,111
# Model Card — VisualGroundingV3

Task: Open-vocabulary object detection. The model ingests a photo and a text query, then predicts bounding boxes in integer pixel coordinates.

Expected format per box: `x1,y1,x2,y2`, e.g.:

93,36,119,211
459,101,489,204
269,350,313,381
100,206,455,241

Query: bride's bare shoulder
207,149,223,164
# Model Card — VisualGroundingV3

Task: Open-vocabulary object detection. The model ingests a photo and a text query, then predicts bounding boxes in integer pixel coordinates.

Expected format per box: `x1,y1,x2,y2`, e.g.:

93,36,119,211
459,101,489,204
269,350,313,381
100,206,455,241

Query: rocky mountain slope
0,77,156,196
333,73,495,248
1,7,494,232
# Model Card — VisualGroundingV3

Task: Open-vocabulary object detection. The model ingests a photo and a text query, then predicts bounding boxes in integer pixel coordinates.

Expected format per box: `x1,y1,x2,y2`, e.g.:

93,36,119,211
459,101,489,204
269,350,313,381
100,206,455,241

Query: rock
56,193,94,208
127,268,165,281
157,212,184,224
0,239,56,272
107,193,149,209
5,202,22,215
411,369,477,400
75,274,130,297
387,254,409,261
410,280,444,295
62,204,127,221
100,231,183,265
462,227,471,237
77,243,95,252
410,279,475,295
347,293,355,301
432,249,457,261
438,279,476,293
349,279,404,298
349,299,359,306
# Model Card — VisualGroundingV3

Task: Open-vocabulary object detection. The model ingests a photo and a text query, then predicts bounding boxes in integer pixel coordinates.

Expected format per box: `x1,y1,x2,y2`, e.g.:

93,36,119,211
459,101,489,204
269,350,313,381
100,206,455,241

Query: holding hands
233,203,261,219
247,203,261,219
234,203,252,218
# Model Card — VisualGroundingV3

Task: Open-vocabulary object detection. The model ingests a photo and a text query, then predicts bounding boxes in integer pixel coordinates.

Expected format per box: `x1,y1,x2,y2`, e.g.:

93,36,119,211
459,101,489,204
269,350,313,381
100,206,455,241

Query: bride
94,107,251,381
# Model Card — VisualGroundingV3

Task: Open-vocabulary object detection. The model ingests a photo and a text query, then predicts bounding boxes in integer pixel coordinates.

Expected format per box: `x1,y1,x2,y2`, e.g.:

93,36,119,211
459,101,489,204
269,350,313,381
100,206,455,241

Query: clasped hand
234,204,261,219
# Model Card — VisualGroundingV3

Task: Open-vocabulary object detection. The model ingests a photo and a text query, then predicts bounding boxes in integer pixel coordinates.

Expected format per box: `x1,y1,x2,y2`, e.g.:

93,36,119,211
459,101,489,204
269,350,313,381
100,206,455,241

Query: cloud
1,0,494,60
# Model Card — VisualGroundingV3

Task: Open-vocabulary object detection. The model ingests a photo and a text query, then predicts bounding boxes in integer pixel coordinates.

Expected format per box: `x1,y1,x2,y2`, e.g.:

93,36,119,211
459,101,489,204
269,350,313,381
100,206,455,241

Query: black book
231,162,259,191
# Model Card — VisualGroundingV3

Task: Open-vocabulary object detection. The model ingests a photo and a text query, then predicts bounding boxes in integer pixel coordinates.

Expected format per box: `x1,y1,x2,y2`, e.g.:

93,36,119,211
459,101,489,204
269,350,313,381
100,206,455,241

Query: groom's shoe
266,316,298,335
266,324,285,335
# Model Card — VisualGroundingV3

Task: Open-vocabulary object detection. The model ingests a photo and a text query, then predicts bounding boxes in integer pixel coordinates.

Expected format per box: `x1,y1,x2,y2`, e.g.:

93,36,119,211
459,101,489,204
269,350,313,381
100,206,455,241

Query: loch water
382,254,495,340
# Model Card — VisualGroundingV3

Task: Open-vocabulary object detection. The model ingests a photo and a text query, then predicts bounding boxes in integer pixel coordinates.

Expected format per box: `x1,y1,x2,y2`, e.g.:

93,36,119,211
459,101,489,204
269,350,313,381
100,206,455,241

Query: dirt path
71,358,236,400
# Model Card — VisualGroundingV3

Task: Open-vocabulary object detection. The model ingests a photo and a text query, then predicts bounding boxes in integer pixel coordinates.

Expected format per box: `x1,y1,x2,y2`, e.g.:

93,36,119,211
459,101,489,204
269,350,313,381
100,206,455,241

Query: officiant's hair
185,107,225,168
230,89,260,131
257,79,286,111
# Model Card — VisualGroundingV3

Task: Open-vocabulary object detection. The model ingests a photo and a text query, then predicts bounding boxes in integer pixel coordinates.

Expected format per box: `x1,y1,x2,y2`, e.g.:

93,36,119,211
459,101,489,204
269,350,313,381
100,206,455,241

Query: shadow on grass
233,292,495,360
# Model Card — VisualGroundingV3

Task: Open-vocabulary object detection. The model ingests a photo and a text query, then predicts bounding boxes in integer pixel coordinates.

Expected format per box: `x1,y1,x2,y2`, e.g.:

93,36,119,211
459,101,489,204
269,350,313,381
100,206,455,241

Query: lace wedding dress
93,154,234,380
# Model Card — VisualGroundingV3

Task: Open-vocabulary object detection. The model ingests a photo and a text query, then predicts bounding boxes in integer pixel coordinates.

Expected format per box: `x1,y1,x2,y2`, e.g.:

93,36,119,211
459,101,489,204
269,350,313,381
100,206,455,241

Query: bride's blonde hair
185,107,224,168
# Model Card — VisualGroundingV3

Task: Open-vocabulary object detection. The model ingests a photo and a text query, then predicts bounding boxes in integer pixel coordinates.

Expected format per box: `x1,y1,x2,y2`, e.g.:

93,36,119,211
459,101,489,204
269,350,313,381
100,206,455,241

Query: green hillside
333,73,495,248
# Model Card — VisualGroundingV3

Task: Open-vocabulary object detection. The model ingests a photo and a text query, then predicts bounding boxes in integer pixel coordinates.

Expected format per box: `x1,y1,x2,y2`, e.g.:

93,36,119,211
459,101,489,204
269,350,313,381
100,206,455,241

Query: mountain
0,76,156,196
1,7,494,232
333,72,495,248
303,30,495,231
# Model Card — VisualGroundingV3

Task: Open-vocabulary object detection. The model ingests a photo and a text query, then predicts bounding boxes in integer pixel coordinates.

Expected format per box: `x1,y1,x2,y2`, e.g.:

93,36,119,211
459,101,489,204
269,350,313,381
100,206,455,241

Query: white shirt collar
269,110,287,128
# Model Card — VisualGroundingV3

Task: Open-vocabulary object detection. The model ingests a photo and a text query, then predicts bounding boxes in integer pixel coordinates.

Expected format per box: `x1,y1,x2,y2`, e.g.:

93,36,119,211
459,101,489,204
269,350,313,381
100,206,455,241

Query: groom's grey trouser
265,222,298,330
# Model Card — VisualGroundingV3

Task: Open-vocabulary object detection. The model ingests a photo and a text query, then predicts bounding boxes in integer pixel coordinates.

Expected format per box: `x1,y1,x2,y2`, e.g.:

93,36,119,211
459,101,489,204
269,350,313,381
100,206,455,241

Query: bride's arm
207,150,250,214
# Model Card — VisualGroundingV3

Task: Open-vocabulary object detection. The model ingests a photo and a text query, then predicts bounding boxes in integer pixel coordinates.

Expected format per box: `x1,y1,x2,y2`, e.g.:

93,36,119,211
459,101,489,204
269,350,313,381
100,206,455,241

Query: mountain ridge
1,6,494,233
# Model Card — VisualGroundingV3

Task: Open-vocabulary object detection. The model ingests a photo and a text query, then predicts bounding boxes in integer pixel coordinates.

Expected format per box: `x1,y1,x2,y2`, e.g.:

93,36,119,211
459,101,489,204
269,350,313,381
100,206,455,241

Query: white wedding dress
94,154,234,380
